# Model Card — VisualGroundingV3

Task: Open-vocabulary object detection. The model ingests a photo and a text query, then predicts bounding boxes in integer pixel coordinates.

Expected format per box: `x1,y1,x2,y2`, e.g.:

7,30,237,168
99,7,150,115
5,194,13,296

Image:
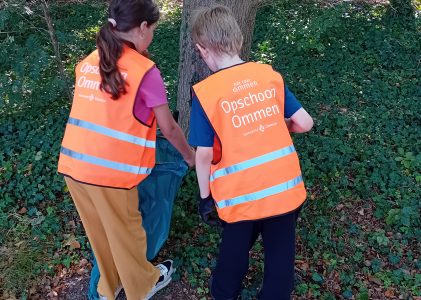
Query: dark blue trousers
211,209,299,300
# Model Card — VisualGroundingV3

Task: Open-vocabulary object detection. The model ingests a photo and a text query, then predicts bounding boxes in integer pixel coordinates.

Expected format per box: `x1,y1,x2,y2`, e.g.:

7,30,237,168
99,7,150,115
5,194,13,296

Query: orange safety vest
58,46,156,189
193,62,306,223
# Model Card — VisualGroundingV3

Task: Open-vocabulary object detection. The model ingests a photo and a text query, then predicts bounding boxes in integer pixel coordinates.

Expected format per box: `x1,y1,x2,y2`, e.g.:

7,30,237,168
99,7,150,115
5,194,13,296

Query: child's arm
153,104,195,167
196,146,213,198
286,108,313,133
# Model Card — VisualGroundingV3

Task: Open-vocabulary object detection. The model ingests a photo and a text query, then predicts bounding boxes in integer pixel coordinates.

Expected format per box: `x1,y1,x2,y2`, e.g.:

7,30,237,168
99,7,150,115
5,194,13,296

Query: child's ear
196,43,208,58
139,21,148,37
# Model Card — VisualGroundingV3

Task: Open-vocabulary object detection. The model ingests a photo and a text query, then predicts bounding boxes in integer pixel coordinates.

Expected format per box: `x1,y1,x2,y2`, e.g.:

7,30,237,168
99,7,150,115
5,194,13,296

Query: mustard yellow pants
65,177,160,300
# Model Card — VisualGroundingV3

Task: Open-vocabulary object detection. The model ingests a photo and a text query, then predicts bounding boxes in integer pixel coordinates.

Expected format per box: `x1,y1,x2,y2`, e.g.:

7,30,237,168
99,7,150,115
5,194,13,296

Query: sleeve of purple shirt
133,66,168,124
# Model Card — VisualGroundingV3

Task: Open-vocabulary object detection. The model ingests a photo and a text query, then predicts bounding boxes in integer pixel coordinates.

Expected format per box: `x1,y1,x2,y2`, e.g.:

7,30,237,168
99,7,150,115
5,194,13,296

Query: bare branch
40,0,72,101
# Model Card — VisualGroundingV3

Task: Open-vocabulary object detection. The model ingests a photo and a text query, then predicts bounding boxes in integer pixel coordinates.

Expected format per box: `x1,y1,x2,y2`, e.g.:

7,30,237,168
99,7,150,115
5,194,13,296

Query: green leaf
312,272,324,283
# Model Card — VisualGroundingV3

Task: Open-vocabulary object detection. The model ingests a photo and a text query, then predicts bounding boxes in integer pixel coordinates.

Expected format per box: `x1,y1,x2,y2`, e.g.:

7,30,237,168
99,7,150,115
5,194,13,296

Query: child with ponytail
58,0,195,299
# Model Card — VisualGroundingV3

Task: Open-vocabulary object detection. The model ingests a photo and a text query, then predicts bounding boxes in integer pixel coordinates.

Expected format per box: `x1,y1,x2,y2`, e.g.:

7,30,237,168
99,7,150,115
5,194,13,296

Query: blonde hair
191,5,243,56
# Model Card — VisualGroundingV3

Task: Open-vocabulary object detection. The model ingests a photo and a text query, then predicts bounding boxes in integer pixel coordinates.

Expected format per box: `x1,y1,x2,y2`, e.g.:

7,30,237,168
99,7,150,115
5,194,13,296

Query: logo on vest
220,79,280,131
78,63,128,92
78,94,106,103
77,63,129,103
80,63,128,79
243,122,278,136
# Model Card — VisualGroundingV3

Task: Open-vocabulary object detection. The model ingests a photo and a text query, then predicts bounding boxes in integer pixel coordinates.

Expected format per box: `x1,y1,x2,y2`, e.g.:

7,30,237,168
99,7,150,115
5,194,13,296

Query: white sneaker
99,284,123,300
115,285,123,298
143,260,175,300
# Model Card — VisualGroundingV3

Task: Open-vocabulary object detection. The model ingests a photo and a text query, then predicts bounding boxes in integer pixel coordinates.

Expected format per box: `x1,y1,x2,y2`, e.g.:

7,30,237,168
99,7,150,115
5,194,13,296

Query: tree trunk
176,0,270,134
40,0,72,101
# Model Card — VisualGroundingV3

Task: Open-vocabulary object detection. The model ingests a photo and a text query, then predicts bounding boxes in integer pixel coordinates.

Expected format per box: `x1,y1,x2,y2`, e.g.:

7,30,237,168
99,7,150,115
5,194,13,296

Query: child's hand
198,194,223,227
185,147,196,168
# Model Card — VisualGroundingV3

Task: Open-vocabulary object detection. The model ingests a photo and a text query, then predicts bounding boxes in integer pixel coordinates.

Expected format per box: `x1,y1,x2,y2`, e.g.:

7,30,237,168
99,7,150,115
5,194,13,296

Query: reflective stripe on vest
60,147,153,175
216,175,303,209
68,117,156,148
210,145,295,182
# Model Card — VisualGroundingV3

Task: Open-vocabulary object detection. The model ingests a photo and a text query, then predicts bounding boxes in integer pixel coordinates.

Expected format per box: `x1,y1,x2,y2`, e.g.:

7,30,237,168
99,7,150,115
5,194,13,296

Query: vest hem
59,172,137,190
220,202,305,224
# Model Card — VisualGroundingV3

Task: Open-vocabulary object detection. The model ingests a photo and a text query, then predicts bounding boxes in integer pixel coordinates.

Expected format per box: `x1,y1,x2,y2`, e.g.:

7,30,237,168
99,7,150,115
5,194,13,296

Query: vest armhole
132,64,157,128
270,69,285,110
212,134,222,165
195,95,222,165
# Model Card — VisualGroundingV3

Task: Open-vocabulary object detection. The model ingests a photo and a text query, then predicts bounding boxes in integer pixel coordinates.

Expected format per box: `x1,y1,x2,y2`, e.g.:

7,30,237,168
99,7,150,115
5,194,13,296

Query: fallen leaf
79,258,88,266
368,275,382,285
385,288,395,298
29,286,37,295
76,268,85,275
47,290,57,297
14,241,24,247
299,262,309,271
52,277,59,287
364,260,371,267
70,240,81,250
18,207,27,214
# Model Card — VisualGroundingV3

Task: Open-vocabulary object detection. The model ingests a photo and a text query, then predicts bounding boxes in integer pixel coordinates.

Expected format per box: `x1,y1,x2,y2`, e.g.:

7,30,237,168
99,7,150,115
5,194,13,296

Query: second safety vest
58,46,156,189
193,62,306,223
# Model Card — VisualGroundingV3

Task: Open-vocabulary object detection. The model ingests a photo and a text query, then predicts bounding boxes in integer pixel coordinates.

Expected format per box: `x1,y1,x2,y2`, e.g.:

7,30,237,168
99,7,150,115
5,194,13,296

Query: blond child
189,6,313,300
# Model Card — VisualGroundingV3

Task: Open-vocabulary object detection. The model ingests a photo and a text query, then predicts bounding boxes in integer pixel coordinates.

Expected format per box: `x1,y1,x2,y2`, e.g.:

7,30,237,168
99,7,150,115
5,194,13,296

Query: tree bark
176,0,270,134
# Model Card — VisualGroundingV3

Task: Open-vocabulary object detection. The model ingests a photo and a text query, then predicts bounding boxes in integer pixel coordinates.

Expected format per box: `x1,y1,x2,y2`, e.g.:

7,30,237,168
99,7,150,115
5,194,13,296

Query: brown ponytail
96,0,160,100
97,23,126,100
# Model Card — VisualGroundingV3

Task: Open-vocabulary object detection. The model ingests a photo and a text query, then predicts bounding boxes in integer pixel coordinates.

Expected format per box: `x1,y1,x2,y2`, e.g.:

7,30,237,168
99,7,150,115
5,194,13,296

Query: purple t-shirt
133,66,168,124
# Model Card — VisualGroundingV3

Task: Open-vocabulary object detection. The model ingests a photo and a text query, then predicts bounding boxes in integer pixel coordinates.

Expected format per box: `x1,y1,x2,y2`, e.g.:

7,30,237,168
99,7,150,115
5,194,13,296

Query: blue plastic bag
88,135,188,300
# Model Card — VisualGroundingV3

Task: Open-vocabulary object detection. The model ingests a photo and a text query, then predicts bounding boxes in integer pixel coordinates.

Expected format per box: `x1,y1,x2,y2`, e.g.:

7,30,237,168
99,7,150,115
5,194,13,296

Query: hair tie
108,18,117,28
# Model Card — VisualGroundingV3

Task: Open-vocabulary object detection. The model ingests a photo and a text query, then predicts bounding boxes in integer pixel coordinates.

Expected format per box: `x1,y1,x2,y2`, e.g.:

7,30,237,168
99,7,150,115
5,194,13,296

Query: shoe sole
115,285,123,298
99,285,123,300
143,267,176,300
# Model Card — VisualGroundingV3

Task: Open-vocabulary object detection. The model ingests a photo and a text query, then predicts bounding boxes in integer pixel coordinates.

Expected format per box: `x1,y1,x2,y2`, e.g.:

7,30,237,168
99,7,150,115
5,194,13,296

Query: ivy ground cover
0,0,419,299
